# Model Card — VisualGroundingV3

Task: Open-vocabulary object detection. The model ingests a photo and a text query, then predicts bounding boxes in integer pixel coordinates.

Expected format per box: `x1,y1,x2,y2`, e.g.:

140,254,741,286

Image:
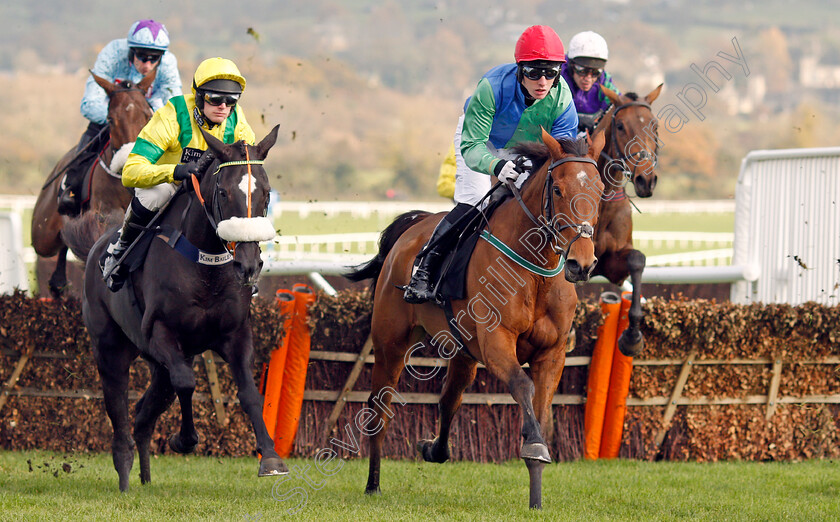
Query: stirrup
101,240,130,291
403,272,435,304
103,260,128,292
403,286,434,304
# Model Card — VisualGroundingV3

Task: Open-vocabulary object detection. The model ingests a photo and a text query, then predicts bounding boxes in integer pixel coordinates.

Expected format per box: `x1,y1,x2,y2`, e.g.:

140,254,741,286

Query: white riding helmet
567,31,608,69
127,19,170,52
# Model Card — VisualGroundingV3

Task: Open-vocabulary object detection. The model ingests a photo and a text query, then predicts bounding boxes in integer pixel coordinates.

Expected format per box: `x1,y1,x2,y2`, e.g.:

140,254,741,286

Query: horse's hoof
258,456,289,477
168,433,199,454
416,438,449,463
618,329,644,357
48,281,67,300
566,328,577,353
365,485,381,495
521,442,552,463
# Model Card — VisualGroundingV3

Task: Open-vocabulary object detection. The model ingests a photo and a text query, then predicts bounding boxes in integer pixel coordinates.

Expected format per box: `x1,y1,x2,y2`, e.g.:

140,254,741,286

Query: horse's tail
344,210,431,299
61,212,111,263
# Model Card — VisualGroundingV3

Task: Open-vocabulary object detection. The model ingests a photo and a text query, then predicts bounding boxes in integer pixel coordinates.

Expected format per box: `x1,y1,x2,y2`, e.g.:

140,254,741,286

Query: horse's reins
44,83,153,189
101,152,200,281
506,155,597,260
97,85,155,180
104,142,263,279
41,125,111,189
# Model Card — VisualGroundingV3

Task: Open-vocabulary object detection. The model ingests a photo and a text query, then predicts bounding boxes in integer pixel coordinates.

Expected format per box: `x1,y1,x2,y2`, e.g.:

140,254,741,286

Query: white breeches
134,183,178,211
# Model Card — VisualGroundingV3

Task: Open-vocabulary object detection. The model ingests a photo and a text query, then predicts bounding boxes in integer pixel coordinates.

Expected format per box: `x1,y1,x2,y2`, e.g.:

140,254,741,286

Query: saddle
57,138,108,216
76,151,100,208
434,186,511,301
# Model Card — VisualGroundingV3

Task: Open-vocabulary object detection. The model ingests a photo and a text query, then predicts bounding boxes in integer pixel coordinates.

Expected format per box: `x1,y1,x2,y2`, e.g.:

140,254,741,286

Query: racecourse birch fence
1,290,838,462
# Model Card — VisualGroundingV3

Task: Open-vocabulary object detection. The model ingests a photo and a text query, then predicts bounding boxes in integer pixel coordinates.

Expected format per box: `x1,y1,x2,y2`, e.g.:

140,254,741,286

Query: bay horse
31,70,155,298
346,129,606,509
65,126,286,492
592,84,663,357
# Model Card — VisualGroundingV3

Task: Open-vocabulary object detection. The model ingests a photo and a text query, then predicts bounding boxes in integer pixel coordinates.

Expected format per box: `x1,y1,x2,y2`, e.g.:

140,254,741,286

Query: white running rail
2,195,741,293
1,196,735,217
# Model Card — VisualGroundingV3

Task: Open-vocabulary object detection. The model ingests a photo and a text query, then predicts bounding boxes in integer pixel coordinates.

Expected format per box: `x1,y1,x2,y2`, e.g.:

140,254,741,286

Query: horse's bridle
507,155,597,260
600,101,658,187
41,84,152,188
99,83,155,179
189,147,266,256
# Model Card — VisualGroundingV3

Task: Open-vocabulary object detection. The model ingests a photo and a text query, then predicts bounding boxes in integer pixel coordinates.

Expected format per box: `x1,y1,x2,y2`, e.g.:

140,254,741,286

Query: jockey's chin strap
506,155,597,260
190,150,265,257
600,101,657,190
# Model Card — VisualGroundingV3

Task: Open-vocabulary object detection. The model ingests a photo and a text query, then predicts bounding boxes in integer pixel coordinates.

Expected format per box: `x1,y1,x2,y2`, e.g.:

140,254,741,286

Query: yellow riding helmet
192,57,246,94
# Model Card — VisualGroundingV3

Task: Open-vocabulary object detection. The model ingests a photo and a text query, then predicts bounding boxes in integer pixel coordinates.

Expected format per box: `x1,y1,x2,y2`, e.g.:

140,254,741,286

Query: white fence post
0,212,29,294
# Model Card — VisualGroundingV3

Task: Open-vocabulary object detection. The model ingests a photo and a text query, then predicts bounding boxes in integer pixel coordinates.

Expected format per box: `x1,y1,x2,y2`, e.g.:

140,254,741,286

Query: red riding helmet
514,25,566,63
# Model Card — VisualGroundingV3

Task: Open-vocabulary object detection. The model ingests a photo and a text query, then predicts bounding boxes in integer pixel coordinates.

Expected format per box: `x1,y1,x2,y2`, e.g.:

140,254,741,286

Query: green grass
1,450,838,521
274,212,389,236
632,212,734,234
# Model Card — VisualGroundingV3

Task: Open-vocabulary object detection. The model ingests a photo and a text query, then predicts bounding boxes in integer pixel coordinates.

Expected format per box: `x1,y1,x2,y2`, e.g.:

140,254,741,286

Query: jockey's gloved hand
173,161,199,182
494,160,521,183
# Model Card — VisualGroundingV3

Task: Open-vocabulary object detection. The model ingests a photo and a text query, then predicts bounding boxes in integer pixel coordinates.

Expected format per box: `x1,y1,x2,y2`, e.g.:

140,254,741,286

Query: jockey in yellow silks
101,57,255,291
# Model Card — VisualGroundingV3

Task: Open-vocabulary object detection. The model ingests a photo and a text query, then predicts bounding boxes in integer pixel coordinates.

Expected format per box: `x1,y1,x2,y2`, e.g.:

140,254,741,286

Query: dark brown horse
346,129,605,509
592,84,663,356
31,71,154,298
65,126,287,492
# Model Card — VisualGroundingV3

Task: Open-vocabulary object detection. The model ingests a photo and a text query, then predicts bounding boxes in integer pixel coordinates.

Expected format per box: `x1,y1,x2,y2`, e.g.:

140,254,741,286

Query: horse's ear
645,83,663,105
256,124,281,158
588,128,606,161
137,66,158,94
540,126,564,160
600,84,623,107
91,71,117,95
200,128,226,156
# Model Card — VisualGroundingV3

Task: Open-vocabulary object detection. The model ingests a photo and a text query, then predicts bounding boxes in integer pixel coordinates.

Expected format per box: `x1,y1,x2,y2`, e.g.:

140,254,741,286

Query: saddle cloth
77,152,98,208
98,227,156,281
435,189,511,301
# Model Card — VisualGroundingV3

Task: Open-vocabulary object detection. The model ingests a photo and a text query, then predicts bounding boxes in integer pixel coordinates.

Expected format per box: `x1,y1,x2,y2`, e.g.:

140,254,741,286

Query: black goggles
134,50,163,63
520,64,561,81
203,92,240,107
571,64,603,78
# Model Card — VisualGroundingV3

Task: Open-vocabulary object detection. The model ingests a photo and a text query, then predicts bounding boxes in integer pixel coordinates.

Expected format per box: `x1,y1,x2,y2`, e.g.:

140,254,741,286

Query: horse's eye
219,189,228,200
616,121,625,132
553,186,562,197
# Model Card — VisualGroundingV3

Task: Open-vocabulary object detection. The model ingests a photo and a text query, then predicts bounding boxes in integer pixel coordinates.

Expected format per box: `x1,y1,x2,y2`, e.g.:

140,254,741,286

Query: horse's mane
624,92,639,101
511,137,589,171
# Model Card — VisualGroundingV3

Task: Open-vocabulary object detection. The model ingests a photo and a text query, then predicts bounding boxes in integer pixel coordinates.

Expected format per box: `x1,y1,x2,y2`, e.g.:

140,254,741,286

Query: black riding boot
403,220,453,304
57,122,106,216
101,199,155,292
403,203,477,304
